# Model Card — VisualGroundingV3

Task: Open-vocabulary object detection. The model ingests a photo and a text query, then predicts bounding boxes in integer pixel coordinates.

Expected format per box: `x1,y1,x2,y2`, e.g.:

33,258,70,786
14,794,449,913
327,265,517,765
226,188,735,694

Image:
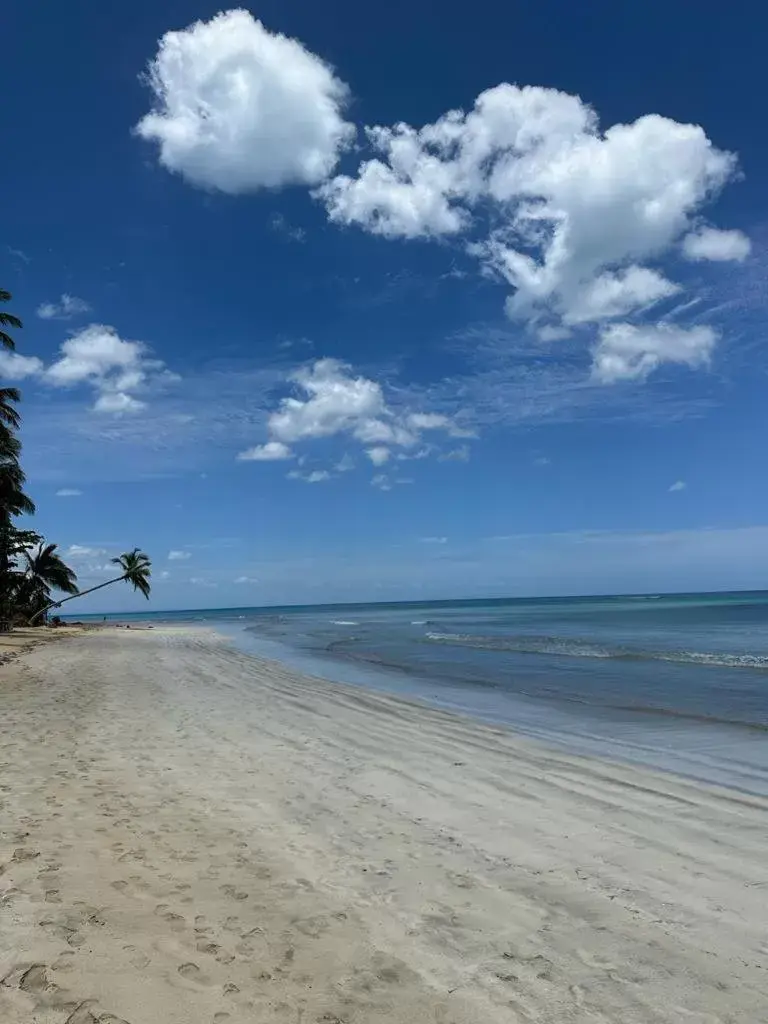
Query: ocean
71,591,768,796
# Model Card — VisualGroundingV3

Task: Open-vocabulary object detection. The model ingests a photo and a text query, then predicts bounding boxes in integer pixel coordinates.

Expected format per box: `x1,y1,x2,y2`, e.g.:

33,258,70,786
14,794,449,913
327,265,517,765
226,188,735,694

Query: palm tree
0,460,35,517
19,542,78,623
0,290,22,350
29,548,152,623
0,388,22,429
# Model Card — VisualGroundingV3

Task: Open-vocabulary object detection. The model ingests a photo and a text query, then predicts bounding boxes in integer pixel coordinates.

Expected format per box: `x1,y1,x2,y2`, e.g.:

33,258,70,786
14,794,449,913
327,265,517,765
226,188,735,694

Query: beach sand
0,624,91,665
0,628,765,1023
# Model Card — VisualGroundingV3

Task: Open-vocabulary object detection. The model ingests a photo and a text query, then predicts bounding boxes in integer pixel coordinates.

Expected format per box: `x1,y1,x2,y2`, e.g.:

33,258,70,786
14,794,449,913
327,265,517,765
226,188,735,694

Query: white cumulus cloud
669,480,687,492
592,323,717,383
682,227,751,262
55,488,82,497
13,324,169,414
239,358,467,470
318,83,741,370
135,9,354,194
168,550,191,560
36,294,91,320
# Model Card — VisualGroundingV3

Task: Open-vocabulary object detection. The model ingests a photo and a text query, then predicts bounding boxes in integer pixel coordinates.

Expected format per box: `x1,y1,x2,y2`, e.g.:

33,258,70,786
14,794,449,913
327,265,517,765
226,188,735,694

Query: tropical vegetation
0,288,152,629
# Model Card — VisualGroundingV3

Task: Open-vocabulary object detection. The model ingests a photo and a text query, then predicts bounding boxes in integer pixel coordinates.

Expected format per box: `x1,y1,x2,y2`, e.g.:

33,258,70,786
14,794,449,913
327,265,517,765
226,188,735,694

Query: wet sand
0,627,765,1023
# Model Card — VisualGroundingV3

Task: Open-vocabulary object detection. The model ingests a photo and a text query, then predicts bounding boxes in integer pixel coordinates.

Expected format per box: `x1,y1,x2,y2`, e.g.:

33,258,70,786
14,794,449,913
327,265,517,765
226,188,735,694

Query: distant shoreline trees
0,288,151,629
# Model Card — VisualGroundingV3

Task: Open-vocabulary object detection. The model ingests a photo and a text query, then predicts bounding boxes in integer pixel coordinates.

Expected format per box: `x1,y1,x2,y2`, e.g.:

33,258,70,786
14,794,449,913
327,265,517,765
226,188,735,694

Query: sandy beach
0,628,765,1023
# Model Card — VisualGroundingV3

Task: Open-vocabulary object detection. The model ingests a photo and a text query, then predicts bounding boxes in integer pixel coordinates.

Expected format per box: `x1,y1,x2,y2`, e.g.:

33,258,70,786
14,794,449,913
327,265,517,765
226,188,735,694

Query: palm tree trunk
28,574,125,625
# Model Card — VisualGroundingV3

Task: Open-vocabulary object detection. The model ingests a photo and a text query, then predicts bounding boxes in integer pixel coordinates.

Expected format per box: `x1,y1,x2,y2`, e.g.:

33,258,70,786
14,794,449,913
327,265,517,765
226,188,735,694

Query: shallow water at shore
69,592,768,795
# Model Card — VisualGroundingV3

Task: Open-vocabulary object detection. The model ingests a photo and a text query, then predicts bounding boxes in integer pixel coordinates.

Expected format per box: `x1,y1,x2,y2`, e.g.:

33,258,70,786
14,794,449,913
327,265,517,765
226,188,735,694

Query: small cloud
55,488,82,497
65,544,106,559
190,577,218,587
439,445,470,462
168,549,191,560
533,456,551,467
94,392,145,414
366,446,390,465
287,469,331,483
420,536,447,544
234,575,259,584
237,441,294,461
669,480,687,492
371,473,413,491
159,570,171,580
397,446,432,461
36,293,91,320
335,453,355,472
270,213,307,242
7,246,31,265
682,227,751,263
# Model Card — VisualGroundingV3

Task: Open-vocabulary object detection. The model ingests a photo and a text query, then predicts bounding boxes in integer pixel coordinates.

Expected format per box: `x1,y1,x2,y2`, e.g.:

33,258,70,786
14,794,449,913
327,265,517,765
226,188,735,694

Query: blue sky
3,1,767,611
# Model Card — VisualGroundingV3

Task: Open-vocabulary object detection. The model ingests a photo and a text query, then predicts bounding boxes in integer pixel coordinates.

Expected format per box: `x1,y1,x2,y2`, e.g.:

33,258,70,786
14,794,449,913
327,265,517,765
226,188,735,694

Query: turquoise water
68,591,768,794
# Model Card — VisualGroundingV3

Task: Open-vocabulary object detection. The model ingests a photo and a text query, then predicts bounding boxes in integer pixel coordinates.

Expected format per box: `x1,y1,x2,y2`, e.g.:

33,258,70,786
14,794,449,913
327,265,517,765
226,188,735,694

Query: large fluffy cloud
237,358,467,469
317,84,744,378
135,9,354,193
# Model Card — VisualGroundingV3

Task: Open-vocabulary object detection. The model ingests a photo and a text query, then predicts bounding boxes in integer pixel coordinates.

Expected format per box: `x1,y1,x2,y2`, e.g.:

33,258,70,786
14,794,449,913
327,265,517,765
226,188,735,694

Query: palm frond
0,291,21,349
23,541,78,595
0,389,21,429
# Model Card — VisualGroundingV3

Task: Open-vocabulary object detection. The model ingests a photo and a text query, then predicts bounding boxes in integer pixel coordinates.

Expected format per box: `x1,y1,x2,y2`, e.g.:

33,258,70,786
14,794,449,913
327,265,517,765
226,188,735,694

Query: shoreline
215,622,768,798
1,627,766,1022
0,623,99,667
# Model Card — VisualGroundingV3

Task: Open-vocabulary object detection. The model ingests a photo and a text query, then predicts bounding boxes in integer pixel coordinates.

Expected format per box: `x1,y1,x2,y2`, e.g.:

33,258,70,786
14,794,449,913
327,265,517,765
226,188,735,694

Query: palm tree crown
112,548,152,600
25,542,79,596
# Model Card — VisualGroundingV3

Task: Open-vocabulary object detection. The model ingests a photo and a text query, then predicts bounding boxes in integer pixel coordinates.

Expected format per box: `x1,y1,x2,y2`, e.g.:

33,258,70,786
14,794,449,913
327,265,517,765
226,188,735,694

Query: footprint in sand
154,904,187,930
177,961,213,987
123,945,152,969
11,847,40,862
220,884,249,901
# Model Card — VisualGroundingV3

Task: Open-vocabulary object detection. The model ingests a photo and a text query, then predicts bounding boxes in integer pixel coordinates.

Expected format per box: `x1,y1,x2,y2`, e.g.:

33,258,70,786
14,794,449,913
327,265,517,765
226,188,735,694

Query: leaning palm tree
30,548,151,623
0,289,22,350
20,542,79,623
